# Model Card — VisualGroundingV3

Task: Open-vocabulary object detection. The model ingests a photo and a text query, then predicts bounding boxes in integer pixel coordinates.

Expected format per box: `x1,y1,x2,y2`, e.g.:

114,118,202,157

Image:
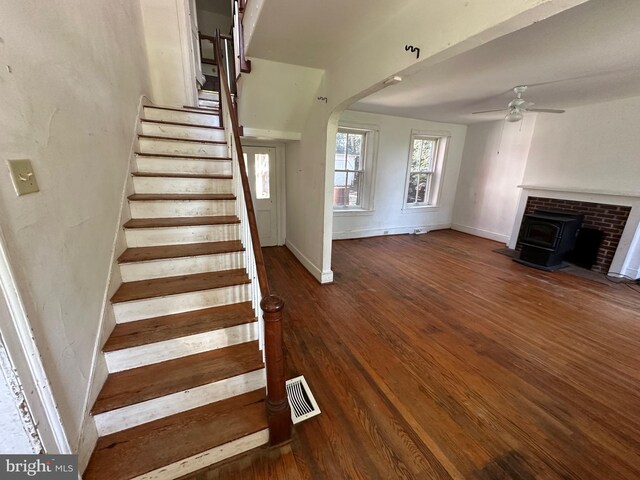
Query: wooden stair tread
127,193,236,201
138,134,226,145
135,152,231,160
111,268,249,303
103,302,255,352
118,240,244,263
185,105,219,112
140,119,223,130
123,216,239,229
85,389,267,480
132,171,232,179
143,105,219,116
92,341,263,414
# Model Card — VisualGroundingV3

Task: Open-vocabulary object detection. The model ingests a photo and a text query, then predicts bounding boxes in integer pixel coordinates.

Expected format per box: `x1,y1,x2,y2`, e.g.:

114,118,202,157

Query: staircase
84,88,283,479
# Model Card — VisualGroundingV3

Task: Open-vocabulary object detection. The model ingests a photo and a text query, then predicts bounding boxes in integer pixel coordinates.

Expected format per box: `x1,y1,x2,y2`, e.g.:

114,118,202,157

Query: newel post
260,294,292,446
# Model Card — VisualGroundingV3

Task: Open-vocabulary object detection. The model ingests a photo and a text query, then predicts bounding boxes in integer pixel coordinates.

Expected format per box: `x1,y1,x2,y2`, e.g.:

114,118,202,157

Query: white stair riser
132,176,233,194
139,138,228,157
125,224,239,248
113,283,248,323
140,123,225,142
120,251,245,282
198,99,219,109
136,156,232,176
105,322,257,372
129,200,236,219
132,429,269,480
93,368,265,436
143,107,220,127
198,91,219,101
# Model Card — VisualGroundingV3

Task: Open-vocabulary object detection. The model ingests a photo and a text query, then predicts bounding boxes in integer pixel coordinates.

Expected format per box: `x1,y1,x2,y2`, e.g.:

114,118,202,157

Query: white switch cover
7,160,39,196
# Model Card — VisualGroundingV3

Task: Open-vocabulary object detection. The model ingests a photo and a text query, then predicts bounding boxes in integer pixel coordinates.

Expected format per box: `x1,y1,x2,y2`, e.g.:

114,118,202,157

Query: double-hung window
404,133,448,208
334,128,367,209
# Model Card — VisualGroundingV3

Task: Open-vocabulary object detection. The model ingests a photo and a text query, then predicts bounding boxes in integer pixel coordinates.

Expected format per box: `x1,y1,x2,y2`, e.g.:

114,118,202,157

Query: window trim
333,123,379,213
402,130,450,211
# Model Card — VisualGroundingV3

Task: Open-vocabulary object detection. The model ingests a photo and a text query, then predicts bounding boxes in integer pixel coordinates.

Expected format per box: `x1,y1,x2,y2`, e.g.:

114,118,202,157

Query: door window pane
255,154,270,199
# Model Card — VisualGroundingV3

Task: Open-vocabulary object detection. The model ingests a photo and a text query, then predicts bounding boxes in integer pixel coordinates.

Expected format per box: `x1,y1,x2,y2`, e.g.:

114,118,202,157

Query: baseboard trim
284,240,333,284
332,223,450,240
622,266,639,280
451,224,510,244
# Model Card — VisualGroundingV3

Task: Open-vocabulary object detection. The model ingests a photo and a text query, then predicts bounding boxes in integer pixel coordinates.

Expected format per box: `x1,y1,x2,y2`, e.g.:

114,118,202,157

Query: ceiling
248,0,396,69
350,0,640,124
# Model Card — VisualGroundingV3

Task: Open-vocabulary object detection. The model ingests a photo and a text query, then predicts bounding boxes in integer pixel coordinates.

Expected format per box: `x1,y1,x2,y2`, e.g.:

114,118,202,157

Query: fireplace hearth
520,196,632,274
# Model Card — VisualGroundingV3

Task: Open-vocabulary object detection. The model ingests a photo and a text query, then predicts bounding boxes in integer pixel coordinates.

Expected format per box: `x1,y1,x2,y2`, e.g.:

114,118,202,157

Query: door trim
0,228,71,453
243,142,286,246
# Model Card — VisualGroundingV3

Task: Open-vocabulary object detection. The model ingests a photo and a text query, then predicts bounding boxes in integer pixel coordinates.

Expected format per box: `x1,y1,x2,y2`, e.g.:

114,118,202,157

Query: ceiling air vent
286,375,321,424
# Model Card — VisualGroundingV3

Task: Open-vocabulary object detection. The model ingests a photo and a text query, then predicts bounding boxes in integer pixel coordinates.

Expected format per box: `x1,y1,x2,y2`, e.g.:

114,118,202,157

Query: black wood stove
515,210,584,271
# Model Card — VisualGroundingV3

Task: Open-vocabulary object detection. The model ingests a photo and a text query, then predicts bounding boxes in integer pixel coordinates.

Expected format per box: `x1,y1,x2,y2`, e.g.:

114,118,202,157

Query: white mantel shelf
518,185,640,199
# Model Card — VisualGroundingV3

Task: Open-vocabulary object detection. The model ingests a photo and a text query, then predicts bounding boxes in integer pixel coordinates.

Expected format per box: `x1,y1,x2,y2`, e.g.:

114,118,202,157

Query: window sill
401,205,440,214
333,208,375,217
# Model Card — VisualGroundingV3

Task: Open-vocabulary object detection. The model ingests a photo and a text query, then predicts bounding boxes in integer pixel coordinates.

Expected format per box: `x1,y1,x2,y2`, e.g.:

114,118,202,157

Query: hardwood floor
187,230,640,479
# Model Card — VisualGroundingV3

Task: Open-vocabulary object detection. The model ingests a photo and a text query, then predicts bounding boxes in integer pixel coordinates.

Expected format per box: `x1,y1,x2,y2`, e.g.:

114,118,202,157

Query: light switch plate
7,159,39,196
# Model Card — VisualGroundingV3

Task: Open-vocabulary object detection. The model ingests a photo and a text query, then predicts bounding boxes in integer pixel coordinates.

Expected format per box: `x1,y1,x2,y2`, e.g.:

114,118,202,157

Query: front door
244,146,278,247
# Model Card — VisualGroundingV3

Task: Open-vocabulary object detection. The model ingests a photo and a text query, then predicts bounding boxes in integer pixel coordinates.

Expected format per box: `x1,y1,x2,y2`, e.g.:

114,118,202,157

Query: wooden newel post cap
260,294,285,314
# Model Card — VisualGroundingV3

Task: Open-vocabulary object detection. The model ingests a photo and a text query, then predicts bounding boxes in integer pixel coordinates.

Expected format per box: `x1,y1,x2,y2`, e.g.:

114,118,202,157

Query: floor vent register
285,375,321,424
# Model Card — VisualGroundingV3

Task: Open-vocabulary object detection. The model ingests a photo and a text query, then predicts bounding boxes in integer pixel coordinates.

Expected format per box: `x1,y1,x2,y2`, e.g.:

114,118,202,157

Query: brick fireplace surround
522,197,631,273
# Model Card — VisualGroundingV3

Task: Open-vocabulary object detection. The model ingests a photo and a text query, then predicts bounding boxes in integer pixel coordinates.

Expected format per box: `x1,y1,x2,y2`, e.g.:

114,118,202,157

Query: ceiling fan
473,86,565,122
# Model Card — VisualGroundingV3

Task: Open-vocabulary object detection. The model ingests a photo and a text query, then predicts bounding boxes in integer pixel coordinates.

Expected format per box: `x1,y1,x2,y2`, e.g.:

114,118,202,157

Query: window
404,133,448,208
254,153,270,199
334,129,366,208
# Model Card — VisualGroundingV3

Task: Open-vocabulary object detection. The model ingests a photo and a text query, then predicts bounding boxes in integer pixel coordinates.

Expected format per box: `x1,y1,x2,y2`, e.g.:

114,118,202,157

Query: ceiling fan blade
527,108,565,114
472,108,508,115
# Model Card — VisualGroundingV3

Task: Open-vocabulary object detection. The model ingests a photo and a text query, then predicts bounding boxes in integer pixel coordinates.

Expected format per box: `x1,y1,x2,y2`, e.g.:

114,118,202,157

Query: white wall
197,9,232,36
245,0,586,282
519,96,640,277
140,0,197,107
238,59,324,140
452,116,536,243
523,96,640,193
333,110,466,239
0,0,150,450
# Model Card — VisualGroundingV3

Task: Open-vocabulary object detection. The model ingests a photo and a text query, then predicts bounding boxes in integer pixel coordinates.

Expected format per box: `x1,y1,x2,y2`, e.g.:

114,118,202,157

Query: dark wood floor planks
187,230,640,480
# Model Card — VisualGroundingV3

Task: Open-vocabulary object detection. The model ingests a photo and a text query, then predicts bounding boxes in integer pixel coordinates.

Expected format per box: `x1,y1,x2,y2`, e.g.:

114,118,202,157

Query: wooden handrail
213,33,268,298
199,33,216,42
202,32,233,41
234,1,251,74
213,31,291,446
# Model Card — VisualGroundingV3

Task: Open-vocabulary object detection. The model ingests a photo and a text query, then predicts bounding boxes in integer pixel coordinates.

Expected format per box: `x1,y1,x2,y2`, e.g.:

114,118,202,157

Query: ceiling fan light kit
505,108,524,122
473,85,565,122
